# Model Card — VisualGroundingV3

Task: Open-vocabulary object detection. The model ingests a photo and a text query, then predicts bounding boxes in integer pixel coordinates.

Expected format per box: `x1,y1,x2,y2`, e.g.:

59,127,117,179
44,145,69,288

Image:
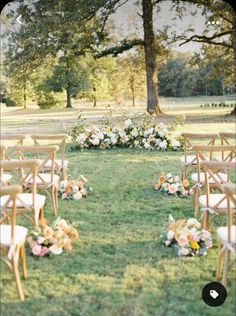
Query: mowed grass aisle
1,149,235,316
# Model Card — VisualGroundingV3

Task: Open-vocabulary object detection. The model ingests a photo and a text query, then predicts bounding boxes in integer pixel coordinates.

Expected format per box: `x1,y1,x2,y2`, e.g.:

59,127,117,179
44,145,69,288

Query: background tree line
1,0,235,112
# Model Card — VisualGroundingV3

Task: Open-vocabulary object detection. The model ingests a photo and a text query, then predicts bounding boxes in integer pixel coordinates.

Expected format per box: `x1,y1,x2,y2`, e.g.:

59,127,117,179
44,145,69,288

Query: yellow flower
106,127,111,133
191,241,200,249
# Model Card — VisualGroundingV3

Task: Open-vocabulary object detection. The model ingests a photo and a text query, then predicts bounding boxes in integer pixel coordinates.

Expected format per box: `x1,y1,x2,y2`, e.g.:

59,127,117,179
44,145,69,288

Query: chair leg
20,245,28,279
51,186,58,216
55,187,58,211
193,187,199,217
62,167,67,181
12,257,25,302
222,250,229,287
201,211,209,230
216,245,224,280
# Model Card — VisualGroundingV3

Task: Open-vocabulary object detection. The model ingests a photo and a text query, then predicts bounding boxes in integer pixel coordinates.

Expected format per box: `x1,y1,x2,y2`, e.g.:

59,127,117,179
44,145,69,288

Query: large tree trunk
66,85,72,108
142,0,162,114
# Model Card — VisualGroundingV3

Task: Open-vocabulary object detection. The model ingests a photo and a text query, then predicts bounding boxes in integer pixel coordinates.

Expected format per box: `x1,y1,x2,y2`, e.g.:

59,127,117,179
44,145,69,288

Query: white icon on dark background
210,290,219,299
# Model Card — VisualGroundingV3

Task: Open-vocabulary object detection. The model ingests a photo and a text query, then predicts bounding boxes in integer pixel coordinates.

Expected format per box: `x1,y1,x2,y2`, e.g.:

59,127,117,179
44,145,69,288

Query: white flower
165,240,171,246
77,133,87,143
62,193,68,200
97,132,104,140
178,247,190,256
131,129,138,137
73,192,83,200
159,140,167,150
37,236,45,244
144,142,151,149
80,188,87,196
159,129,167,138
168,215,174,222
111,137,117,144
144,127,154,137
167,230,175,240
186,218,201,228
49,245,63,255
119,130,126,138
124,119,133,127
155,138,161,146
90,137,100,146
166,173,172,178
172,140,180,148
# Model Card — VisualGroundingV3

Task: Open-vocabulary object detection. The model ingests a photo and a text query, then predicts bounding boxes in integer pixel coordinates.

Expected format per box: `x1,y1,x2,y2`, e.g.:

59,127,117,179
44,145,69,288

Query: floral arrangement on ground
58,175,92,200
155,172,189,198
71,118,183,151
27,218,79,257
162,215,213,256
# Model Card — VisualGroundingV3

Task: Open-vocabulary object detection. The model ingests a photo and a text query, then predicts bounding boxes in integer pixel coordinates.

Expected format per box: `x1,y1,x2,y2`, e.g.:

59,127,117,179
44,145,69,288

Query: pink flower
32,244,42,256
39,246,50,257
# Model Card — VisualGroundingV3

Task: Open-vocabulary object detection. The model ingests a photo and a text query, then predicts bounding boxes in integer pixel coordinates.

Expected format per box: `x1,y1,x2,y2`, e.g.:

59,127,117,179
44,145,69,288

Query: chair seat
39,159,69,170
1,173,12,183
0,225,28,247
191,172,228,183
199,194,236,209
180,155,197,164
217,226,236,245
0,193,46,208
25,173,60,186
215,155,236,163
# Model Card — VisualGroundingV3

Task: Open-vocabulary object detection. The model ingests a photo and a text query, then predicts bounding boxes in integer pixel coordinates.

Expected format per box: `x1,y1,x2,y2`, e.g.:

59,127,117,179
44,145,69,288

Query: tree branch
94,39,144,58
179,30,232,48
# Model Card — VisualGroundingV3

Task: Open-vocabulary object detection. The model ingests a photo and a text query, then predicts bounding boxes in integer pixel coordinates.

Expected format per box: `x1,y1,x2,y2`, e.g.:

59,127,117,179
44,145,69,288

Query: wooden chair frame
0,159,45,227
200,161,235,229
0,145,12,185
15,145,59,215
0,134,26,161
192,145,235,217
216,182,236,286
180,133,218,180
219,132,236,161
0,185,27,302
31,134,68,180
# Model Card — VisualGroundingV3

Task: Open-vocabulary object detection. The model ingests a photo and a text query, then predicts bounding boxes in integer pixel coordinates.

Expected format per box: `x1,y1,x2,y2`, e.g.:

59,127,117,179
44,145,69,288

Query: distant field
1,95,235,135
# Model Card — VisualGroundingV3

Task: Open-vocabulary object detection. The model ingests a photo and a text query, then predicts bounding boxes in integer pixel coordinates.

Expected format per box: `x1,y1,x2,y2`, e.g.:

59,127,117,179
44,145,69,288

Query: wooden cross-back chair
180,133,218,180
15,145,60,215
0,185,28,302
31,134,68,180
0,145,12,185
191,145,236,217
0,134,26,161
216,132,236,162
216,182,236,287
199,161,235,230
0,160,46,227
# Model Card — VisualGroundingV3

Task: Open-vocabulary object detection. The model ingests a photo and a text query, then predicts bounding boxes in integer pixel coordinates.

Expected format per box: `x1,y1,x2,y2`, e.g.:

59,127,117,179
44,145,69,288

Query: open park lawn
1,145,235,316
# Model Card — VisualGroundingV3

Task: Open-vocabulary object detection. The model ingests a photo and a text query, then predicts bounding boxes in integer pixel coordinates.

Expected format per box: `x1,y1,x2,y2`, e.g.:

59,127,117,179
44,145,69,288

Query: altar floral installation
155,172,190,198
58,175,92,200
27,218,79,257
71,118,183,150
163,215,213,256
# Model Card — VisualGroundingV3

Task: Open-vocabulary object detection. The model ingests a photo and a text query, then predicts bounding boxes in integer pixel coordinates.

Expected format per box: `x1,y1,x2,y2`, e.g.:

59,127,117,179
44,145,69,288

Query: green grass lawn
1,148,235,316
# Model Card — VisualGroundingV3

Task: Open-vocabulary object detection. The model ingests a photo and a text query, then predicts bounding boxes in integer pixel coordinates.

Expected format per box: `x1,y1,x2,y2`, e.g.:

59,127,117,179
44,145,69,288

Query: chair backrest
201,161,235,211
181,133,218,164
0,145,6,160
15,145,59,186
0,160,40,207
31,134,68,167
219,132,236,160
193,145,236,183
221,182,236,244
0,185,23,235
0,134,26,160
